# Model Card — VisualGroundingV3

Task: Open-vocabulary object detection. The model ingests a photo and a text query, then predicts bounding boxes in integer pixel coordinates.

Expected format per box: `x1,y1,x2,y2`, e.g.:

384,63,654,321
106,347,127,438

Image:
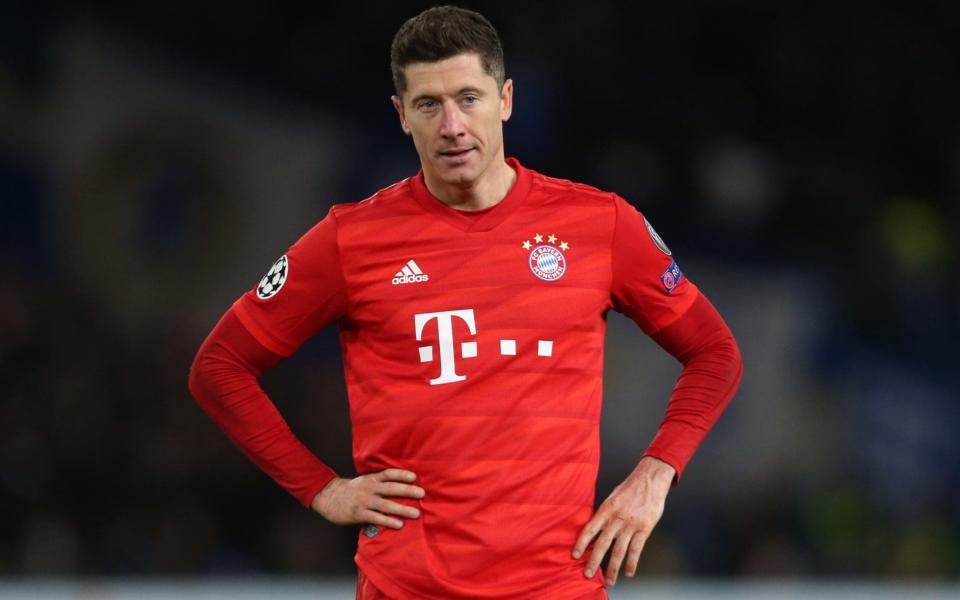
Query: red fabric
610,194,698,334
232,207,349,357
644,293,743,481
356,569,608,600
357,569,392,600
356,569,610,600
191,158,739,598
188,309,338,507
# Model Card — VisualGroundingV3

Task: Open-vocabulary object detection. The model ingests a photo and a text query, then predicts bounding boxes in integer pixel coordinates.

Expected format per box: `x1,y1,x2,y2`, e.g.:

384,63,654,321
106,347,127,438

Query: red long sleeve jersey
214,158,738,599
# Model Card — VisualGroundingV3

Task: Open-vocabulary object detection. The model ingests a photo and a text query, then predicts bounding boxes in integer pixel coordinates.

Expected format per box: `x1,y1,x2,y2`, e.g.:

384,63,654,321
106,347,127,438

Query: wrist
635,456,676,486
311,477,344,516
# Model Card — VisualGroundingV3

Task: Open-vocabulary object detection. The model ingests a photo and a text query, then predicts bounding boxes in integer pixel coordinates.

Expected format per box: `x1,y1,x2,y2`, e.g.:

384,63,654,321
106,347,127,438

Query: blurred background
1,0,958,595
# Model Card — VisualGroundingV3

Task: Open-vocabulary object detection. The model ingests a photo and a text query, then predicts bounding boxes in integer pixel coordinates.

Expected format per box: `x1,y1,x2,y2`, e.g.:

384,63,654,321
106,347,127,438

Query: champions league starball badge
522,233,569,282
256,255,288,299
644,217,671,256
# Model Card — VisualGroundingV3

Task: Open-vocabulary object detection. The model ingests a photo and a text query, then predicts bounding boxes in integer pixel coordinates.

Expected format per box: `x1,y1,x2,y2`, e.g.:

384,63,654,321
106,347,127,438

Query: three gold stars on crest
522,234,569,251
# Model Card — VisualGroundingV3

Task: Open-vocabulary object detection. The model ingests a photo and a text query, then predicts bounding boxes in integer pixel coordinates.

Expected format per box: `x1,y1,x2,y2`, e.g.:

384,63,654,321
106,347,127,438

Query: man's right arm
188,307,426,528
188,307,338,507
189,207,425,526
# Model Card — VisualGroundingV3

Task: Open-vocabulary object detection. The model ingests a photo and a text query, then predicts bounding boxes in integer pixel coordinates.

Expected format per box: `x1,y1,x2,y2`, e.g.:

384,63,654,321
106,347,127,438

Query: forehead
403,53,497,97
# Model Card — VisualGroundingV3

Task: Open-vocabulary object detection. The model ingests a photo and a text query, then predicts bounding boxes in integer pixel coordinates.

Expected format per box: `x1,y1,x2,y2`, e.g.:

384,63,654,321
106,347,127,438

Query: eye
463,95,479,105
416,99,438,111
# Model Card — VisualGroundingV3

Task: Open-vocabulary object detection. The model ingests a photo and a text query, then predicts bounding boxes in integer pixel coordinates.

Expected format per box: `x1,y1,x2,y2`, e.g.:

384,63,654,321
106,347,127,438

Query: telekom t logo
415,309,477,385
414,309,555,386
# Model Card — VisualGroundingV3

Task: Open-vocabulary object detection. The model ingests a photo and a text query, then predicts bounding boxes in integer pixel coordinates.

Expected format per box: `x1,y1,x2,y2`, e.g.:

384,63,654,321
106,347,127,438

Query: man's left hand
571,456,675,586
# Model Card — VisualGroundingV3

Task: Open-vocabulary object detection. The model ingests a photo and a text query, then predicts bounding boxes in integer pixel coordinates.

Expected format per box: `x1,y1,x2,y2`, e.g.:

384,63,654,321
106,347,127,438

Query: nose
439,100,466,139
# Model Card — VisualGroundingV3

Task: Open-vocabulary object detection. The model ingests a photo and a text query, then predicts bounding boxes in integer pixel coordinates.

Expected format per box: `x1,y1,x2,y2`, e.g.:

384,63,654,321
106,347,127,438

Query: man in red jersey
189,5,742,599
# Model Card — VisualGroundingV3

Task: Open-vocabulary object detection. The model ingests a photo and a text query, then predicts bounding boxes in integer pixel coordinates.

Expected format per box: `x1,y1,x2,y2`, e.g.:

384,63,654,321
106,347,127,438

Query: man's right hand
311,469,425,529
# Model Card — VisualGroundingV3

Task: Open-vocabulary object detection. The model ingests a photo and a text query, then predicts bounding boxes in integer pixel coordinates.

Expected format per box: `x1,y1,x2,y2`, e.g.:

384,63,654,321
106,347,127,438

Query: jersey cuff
298,471,339,509
642,448,684,484
232,299,295,357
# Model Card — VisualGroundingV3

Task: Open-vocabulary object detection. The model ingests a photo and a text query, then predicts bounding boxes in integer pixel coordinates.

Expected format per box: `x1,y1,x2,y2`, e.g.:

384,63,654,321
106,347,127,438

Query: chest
337,214,611,333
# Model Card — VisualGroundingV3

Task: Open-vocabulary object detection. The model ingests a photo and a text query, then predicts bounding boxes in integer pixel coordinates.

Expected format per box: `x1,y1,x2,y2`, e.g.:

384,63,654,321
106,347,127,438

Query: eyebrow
409,87,486,106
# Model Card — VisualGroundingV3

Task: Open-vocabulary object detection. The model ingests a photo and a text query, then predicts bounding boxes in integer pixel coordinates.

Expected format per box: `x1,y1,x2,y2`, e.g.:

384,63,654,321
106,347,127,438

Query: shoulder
328,176,417,225
527,168,620,209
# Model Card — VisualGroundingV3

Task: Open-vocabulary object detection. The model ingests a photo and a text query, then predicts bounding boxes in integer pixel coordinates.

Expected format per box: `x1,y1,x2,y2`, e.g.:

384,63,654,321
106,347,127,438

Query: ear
499,79,514,123
391,95,412,136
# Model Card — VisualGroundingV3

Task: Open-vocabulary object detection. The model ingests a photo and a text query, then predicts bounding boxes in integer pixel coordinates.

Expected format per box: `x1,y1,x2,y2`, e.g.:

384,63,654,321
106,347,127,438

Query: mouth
438,147,475,164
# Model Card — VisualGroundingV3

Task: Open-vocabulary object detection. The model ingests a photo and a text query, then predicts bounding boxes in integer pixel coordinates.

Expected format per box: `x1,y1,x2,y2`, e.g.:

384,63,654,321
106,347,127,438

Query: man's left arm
573,293,742,585
574,197,743,586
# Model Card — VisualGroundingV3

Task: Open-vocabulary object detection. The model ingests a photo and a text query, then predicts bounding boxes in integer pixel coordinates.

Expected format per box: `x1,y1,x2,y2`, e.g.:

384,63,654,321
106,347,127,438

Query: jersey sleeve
189,308,339,507
233,208,348,356
643,293,743,481
610,195,699,334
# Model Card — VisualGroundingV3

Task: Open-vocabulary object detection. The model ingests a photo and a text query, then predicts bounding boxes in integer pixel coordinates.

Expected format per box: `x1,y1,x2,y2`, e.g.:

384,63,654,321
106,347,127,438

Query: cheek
408,123,431,146
484,115,502,143
411,128,442,160
486,109,504,135
422,120,443,141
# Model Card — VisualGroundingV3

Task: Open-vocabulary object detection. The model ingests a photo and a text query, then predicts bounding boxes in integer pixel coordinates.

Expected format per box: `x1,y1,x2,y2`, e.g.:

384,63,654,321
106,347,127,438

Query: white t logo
414,309,477,385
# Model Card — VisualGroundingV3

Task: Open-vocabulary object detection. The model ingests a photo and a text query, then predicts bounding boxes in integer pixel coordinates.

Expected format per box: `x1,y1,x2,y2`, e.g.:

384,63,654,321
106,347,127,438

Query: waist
357,500,604,599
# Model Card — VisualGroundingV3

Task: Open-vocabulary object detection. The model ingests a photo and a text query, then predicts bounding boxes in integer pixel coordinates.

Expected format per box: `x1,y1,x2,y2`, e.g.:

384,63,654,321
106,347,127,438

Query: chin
445,171,479,186
437,163,480,186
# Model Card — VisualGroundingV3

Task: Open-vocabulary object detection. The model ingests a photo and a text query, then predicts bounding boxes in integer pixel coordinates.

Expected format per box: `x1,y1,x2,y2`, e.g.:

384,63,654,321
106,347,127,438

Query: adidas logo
392,260,429,285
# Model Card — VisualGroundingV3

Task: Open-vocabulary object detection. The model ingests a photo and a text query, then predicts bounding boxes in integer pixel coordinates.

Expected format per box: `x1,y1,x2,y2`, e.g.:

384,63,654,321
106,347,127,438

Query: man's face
392,53,513,187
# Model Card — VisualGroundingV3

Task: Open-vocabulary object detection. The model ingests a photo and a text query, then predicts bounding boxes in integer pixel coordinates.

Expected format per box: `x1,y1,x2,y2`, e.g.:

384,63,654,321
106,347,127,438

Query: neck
423,156,517,211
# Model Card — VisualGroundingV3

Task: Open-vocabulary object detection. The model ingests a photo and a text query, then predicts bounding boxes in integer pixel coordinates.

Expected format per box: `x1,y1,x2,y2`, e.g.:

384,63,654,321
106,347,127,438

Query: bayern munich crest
522,233,569,282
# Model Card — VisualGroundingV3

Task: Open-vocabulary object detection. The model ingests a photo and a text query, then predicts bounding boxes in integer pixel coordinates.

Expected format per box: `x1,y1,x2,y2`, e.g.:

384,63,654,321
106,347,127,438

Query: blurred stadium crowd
1,1,958,580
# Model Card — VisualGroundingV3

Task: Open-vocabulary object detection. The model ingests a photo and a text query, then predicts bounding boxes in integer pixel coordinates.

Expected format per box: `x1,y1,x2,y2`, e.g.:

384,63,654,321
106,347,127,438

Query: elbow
187,309,275,416
188,346,209,405
691,328,743,393
721,332,744,393
188,343,222,410
724,332,743,369
689,323,743,379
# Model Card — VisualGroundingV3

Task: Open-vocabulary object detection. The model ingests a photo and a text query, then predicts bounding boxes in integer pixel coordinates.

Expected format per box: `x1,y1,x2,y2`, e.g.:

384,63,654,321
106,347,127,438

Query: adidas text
392,274,429,285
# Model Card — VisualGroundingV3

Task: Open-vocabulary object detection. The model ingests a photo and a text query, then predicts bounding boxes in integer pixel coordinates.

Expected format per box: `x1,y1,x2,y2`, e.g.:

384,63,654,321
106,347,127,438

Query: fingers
357,508,404,530
584,518,623,579
377,481,426,499
374,497,421,520
605,529,633,585
375,468,418,483
359,469,424,531
573,512,654,585
572,516,603,559
623,531,648,578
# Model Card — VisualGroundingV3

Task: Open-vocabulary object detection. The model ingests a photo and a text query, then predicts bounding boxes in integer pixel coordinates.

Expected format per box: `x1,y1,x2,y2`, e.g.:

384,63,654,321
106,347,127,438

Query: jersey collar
409,157,532,233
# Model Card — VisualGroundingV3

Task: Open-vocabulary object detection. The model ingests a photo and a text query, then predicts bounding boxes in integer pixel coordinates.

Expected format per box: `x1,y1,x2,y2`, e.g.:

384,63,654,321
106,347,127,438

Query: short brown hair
390,5,505,96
